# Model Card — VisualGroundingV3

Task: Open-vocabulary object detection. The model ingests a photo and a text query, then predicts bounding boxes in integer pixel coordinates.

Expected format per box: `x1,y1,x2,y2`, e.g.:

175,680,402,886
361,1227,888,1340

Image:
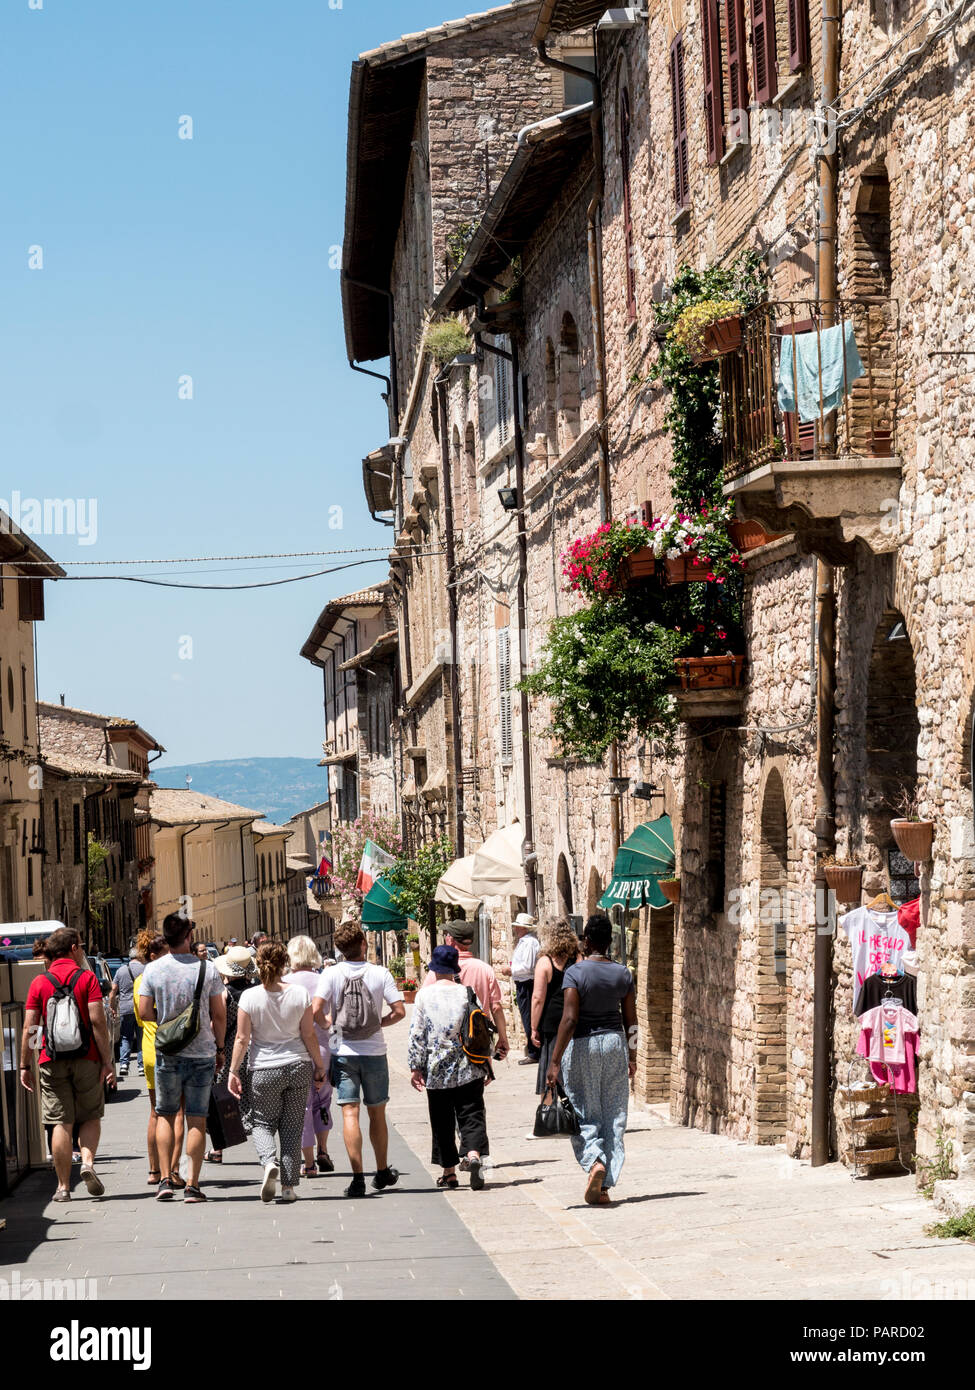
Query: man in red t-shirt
20,926,116,1202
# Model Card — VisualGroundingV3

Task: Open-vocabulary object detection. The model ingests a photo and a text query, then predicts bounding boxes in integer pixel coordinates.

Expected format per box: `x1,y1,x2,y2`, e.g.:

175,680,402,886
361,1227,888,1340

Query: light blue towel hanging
777,320,864,424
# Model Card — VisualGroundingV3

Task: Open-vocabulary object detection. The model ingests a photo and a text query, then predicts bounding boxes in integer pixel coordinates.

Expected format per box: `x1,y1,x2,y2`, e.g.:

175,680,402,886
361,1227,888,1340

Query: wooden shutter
726,0,749,129
670,35,690,210
750,0,778,104
18,575,44,622
620,88,637,319
787,0,810,71
497,627,513,764
701,0,724,165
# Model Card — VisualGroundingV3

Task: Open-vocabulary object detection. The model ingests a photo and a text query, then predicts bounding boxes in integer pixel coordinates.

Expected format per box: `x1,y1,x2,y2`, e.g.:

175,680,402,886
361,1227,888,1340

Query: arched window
556,855,574,917
756,769,789,1143
465,422,478,525
544,338,558,459
620,88,636,322
451,425,462,520
557,313,581,452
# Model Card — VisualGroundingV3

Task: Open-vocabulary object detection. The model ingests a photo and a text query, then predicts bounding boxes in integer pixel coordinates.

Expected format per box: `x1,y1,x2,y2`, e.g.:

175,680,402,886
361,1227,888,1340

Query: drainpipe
343,274,400,428
811,0,841,1168
435,368,465,859
474,323,537,919
536,38,620,860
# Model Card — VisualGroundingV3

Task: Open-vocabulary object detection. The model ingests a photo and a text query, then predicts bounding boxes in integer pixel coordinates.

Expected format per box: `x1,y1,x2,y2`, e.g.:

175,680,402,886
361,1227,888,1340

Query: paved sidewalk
385,1013,975,1301
0,1063,513,1301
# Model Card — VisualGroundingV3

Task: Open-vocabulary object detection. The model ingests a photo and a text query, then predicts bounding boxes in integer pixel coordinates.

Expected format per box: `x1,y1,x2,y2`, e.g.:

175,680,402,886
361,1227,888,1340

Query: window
787,0,810,70
726,0,749,138
27,854,33,897
560,51,596,109
706,781,727,913
701,0,725,164
750,0,778,103
497,627,513,765
557,314,581,451
21,664,27,744
670,35,690,210
54,798,61,862
494,340,512,448
73,803,82,863
620,89,637,319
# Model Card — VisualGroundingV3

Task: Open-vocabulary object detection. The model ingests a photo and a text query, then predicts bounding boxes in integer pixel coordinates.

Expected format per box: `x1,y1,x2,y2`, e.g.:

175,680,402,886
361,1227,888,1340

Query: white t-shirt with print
841,907,913,993
315,962,403,1057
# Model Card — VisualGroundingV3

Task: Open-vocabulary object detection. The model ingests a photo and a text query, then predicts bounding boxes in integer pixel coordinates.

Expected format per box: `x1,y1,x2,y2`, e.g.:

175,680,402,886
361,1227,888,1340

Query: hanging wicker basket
838,1081,890,1105
890,819,935,862
846,1144,899,1166
851,1114,897,1136
823,863,864,903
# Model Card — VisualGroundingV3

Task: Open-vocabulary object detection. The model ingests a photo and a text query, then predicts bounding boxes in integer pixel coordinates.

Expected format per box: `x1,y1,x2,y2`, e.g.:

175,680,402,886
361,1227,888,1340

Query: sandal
301,1163,318,1179
206,1150,222,1163
584,1163,606,1205
436,1174,459,1189
147,1169,161,1186
52,1188,71,1203
169,1172,187,1190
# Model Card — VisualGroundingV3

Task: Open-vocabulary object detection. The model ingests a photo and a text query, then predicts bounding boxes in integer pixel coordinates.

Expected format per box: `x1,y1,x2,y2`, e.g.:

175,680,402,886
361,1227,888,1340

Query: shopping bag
533,1083,581,1137
207,1080,248,1150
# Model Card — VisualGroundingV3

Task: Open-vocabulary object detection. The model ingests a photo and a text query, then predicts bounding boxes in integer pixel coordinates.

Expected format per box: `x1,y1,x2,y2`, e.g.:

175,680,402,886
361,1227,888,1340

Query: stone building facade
339,0,975,1180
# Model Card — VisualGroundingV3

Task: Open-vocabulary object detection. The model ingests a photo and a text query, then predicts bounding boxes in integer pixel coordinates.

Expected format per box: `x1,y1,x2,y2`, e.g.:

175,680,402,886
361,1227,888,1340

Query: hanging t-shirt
840,907,913,994
854,971,918,1018
856,1004,919,1094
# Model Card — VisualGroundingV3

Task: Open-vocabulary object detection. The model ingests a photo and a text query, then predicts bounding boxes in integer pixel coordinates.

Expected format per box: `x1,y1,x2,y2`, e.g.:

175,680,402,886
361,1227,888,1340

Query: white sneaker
261,1163,279,1203
278,1186,297,1204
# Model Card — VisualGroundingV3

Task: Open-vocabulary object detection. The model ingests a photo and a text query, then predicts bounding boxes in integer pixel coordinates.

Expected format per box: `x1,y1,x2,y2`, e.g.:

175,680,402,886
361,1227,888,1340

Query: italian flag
356,839,396,895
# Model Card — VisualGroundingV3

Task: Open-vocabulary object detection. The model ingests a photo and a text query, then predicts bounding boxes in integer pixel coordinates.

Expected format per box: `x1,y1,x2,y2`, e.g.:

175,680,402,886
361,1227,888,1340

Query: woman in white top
229,941,326,1204
284,934,334,1177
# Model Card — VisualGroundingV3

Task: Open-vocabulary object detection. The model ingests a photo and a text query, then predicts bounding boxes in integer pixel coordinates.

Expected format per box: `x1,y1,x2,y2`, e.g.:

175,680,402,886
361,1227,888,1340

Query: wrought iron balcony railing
721,298,900,484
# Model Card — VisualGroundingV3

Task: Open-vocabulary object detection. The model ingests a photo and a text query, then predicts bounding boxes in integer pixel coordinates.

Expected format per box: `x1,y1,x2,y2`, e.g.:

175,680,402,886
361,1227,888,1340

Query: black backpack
459,986,495,1065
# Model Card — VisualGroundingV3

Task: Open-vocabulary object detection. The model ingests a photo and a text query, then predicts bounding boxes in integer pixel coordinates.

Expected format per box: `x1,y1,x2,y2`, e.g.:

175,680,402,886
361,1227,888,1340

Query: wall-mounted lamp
498,487,519,511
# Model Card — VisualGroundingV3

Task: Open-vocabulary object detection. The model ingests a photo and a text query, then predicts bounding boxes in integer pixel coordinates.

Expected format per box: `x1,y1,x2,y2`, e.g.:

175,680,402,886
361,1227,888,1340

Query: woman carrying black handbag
530,919,580,1096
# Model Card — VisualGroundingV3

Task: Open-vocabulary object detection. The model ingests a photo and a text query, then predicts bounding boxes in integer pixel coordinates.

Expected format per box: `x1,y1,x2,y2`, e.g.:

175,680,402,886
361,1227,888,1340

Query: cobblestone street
4,1008,975,1301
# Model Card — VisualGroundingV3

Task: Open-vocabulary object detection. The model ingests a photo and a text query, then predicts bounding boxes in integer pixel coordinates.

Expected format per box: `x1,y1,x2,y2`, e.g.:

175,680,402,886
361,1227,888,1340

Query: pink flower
706,571,716,582
716,576,726,584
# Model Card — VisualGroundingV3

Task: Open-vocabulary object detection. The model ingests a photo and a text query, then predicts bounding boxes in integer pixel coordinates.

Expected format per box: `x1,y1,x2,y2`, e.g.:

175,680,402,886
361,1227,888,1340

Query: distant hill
152,757,328,826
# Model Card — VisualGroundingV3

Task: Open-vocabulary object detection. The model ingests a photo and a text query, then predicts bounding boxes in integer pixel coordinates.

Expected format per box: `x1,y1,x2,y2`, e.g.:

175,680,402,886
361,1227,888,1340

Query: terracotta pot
664,552,711,584
676,655,746,691
728,519,787,552
401,989,417,1004
658,878,681,904
620,545,657,586
691,315,743,364
824,864,864,903
890,819,934,862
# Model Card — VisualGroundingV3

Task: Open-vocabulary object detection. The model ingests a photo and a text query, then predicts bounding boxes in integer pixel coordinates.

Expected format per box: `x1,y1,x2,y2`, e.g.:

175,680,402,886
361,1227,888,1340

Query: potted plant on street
822,855,865,904
388,954,407,988
401,978,419,1004
671,298,744,364
889,789,935,862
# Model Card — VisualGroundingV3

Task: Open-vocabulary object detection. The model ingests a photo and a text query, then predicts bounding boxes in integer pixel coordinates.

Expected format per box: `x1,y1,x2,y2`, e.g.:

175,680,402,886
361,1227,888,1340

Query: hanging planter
664,552,712,584
823,862,864,903
658,877,681,904
676,654,746,690
890,819,935,862
728,519,787,553
619,546,657,587
670,298,744,364
692,314,743,364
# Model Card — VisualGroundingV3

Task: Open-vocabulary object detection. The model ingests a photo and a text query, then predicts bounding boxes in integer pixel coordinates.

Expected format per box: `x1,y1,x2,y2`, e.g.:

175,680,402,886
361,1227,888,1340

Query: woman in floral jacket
409,944,489,1191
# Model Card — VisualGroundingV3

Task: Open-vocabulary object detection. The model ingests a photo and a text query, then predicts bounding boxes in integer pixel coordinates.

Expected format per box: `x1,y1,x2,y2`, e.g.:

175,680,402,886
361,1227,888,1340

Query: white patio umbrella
435,855,482,912
470,821,526,897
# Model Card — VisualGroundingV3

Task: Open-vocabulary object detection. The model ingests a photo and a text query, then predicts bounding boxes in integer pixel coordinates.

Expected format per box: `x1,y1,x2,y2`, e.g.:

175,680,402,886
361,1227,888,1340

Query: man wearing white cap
499,913,540,1064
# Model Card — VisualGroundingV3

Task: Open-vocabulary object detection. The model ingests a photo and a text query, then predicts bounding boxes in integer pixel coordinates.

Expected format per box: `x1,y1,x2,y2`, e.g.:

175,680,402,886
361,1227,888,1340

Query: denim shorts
154,1053,216,1118
330,1053,390,1108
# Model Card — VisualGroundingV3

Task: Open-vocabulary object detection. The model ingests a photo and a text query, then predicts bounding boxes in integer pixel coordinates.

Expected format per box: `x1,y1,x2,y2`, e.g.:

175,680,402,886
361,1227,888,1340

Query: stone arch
544,338,558,459
556,854,574,918
755,768,789,1143
557,312,581,452
861,607,919,896
464,421,478,525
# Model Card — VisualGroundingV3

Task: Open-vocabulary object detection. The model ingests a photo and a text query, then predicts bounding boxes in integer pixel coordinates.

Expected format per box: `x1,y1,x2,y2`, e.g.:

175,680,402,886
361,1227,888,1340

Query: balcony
720,299,901,559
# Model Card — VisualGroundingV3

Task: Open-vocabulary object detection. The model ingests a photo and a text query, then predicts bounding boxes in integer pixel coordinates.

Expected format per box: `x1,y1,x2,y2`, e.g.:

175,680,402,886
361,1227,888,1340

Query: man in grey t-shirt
109,948,144,1079
138,914,226,1202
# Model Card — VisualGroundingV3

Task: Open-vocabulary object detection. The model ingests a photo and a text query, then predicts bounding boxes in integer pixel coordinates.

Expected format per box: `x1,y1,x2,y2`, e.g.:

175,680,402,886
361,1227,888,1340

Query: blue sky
1,0,456,767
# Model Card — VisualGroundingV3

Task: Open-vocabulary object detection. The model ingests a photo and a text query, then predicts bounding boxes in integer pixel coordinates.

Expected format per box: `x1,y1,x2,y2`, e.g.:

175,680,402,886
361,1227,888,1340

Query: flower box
675,655,746,690
728,519,787,553
664,553,711,584
691,314,743,364
824,864,864,903
619,546,657,587
890,819,934,862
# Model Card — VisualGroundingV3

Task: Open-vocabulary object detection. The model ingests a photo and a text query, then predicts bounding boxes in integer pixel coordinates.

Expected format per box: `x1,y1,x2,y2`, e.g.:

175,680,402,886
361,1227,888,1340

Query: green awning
598,814,675,911
361,875,407,932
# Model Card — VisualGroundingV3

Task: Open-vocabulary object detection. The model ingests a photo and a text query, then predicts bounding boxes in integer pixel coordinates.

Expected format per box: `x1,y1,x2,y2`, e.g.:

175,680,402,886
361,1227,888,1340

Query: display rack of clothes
839,894,921,1178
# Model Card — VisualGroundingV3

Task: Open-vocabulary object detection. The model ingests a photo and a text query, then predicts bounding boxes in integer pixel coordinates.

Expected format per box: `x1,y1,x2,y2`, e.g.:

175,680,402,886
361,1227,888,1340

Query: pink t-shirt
420,950,501,1016
856,1004,920,1093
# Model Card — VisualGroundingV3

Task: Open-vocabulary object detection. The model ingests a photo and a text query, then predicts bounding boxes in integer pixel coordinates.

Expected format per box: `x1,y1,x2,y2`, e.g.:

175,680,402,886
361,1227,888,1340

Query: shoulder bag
155,960,208,1057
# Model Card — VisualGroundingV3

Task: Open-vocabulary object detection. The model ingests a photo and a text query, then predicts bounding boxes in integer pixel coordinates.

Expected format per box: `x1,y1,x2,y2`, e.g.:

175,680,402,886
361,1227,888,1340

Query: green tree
87,834,113,942
384,837,454,927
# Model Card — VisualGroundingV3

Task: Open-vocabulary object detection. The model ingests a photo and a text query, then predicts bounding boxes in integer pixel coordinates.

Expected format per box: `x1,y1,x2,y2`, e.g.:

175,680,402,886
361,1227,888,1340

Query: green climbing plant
653,250,767,506
87,835,113,938
384,837,454,926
